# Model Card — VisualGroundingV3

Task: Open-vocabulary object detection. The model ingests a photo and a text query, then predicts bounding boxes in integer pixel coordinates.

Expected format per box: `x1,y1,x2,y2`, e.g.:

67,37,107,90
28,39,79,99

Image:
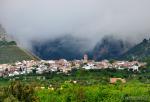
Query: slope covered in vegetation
0,41,38,64
122,39,150,60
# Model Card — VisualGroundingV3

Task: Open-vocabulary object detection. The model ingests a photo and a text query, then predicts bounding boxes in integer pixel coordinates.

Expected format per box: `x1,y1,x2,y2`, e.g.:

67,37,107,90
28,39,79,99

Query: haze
0,0,150,49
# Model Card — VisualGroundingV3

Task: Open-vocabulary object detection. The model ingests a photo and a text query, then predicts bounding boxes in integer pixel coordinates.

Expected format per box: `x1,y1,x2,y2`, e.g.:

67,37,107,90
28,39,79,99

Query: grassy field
34,71,150,102
0,45,38,64
0,69,150,102
36,81,150,102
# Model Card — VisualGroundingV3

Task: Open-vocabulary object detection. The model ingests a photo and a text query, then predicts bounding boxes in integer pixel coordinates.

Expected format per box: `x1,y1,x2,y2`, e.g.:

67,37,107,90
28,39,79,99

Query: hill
32,35,133,60
121,39,150,60
32,35,90,60
0,24,38,64
90,36,132,60
0,41,39,64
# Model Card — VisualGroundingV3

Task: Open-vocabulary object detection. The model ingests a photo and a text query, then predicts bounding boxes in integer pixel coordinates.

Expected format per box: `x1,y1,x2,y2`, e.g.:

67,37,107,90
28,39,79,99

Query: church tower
83,54,88,63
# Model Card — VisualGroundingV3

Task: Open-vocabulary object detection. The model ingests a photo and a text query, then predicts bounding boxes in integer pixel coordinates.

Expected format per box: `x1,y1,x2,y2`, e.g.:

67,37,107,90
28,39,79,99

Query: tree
8,41,17,45
2,81,39,102
143,38,148,43
109,59,116,64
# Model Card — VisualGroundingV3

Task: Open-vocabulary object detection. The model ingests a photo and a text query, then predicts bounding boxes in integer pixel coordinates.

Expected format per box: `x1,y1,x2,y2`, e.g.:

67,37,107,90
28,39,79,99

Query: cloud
0,0,150,49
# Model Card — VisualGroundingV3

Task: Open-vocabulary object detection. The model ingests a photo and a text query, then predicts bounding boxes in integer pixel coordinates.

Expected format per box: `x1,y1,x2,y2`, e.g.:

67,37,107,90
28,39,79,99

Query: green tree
2,81,39,102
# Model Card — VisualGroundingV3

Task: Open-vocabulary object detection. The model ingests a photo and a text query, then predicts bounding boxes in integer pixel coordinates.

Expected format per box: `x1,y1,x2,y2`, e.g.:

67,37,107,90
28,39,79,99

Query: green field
0,41,39,64
0,68,150,102
36,81,150,102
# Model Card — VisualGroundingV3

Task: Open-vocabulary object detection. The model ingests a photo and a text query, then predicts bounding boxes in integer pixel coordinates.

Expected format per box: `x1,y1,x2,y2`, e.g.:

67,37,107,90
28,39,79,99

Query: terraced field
0,44,38,64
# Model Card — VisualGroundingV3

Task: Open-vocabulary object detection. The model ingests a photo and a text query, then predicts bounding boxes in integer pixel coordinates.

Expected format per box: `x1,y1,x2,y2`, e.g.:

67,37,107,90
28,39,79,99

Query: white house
13,71,20,76
83,63,95,70
129,65,139,71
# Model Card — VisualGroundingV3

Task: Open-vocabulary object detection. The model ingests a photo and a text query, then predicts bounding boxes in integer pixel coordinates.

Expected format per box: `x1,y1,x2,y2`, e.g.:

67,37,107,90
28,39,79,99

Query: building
83,54,88,63
110,78,126,84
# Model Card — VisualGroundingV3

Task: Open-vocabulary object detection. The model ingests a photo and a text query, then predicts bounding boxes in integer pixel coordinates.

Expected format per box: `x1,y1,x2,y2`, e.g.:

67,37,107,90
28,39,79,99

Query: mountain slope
32,35,90,60
0,24,39,64
121,39,150,60
91,36,132,60
0,41,39,64
32,35,133,60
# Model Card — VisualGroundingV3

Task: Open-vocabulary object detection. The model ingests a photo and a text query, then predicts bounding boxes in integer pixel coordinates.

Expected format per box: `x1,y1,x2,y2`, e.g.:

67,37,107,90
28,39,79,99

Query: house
118,66,125,70
50,66,58,72
48,60,55,64
13,71,20,76
110,78,126,84
83,54,88,63
129,65,139,71
36,68,44,74
83,63,95,70
97,60,111,69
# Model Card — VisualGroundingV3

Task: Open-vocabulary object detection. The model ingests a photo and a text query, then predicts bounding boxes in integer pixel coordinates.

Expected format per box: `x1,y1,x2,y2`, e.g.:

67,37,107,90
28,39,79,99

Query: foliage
0,41,38,64
0,81,39,102
0,41,16,46
36,81,150,102
122,38,150,60
0,68,150,102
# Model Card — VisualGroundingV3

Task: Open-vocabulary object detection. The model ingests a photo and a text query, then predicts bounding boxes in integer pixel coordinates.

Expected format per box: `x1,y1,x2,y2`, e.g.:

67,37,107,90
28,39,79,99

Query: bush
0,81,39,102
8,41,17,45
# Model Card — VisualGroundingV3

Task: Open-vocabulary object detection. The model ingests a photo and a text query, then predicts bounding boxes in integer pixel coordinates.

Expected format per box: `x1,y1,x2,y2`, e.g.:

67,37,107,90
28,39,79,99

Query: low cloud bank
0,0,150,49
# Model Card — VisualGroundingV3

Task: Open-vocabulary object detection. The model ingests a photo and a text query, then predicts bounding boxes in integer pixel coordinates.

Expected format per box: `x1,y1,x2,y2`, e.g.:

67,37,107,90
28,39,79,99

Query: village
0,54,147,77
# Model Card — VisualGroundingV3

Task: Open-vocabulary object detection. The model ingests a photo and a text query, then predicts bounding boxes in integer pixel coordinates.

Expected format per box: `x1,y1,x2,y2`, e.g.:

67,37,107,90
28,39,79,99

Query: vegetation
0,81,39,102
0,40,17,46
36,81,150,102
0,41,38,64
122,38,150,60
0,68,150,102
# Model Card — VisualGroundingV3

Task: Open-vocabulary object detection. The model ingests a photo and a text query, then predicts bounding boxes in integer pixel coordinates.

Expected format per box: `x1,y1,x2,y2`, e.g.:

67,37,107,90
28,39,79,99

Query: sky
0,0,150,49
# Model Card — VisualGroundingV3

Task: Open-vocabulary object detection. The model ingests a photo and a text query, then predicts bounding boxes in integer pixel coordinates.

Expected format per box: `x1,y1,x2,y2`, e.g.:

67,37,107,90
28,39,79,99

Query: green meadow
0,68,150,102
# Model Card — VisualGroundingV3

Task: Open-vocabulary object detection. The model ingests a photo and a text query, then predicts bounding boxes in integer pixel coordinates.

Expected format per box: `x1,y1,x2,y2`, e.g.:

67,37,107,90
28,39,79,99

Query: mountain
90,36,132,60
0,41,39,64
32,35,90,60
121,39,150,60
32,35,133,60
0,25,39,64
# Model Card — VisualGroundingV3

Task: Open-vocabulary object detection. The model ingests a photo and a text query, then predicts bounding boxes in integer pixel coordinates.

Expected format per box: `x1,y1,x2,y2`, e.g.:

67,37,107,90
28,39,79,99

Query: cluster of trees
0,79,150,102
1,67,150,87
0,68,150,102
37,80,150,102
0,81,39,102
0,41,17,46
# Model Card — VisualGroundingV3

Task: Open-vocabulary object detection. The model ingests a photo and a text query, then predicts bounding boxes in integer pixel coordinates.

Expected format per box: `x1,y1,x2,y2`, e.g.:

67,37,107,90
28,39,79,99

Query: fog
0,0,150,49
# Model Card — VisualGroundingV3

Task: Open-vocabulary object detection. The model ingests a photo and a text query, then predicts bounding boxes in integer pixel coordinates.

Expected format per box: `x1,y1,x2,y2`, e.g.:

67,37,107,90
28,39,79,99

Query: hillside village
0,26,147,77
0,54,146,77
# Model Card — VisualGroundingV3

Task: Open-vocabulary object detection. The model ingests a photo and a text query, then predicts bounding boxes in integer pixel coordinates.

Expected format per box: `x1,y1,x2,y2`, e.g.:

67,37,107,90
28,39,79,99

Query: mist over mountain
1,0,150,61
1,22,149,61
32,35,92,60
122,39,150,60
32,35,133,60
91,36,133,60
0,24,5,35
0,25,38,64
1,0,150,50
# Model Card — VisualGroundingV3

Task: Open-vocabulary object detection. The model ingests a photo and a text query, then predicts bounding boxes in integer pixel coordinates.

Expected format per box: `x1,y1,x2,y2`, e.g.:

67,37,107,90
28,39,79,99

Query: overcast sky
0,0,150,49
